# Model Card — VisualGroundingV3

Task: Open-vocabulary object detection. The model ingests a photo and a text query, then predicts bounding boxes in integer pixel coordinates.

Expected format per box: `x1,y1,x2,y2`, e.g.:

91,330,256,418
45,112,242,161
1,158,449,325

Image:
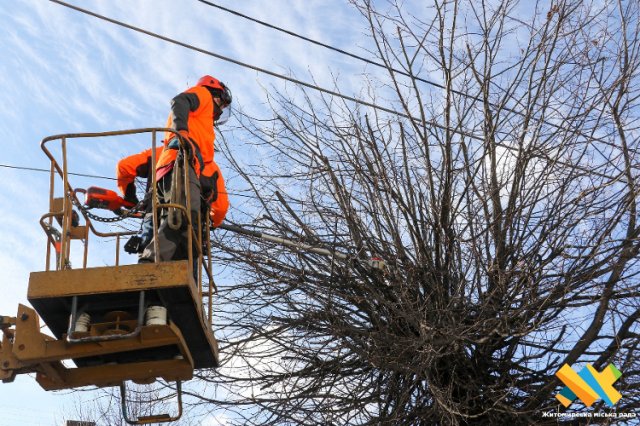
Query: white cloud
0,0,380,422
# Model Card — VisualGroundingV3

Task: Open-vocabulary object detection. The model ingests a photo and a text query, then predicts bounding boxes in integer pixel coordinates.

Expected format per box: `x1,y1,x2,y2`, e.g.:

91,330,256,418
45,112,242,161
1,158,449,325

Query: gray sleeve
170,92,200,132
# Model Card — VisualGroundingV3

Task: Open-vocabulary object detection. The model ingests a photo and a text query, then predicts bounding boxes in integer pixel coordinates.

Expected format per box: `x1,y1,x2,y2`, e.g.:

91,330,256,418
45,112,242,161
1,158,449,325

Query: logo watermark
555,363,622,408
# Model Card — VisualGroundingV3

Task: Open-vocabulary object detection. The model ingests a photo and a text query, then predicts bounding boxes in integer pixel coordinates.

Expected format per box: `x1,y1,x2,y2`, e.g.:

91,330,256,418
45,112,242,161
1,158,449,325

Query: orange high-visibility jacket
206,161,229,228
116,84,229,226
116,147,163,197
157,85,219,177
116,149,229,227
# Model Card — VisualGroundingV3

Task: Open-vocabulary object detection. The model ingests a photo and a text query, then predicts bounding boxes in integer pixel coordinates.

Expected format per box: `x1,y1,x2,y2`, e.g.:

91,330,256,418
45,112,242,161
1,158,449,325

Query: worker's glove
168,132,194,153
173,130,195,154
167,130,191,149
170,130,204,173
124,235,143,254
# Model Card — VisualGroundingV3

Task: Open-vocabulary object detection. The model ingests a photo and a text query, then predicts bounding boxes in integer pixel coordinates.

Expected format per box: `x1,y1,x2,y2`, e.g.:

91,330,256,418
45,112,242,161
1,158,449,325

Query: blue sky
3,0,637,423
0,0,375,424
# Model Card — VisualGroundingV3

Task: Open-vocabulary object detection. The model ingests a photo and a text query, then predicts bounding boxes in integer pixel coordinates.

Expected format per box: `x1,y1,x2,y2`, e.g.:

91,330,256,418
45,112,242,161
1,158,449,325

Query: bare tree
192,0,640,424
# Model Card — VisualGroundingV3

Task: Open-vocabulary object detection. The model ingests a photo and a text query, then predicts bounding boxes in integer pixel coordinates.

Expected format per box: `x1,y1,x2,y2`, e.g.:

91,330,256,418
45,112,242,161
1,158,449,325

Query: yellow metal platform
28,260,219,369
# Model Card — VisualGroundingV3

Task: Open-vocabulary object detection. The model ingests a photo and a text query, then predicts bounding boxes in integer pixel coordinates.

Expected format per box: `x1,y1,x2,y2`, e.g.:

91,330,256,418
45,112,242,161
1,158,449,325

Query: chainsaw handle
74,188,87,204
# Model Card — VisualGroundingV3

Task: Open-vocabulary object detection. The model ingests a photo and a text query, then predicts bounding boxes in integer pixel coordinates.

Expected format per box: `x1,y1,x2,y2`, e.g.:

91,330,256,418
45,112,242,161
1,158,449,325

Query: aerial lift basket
0,129,219,425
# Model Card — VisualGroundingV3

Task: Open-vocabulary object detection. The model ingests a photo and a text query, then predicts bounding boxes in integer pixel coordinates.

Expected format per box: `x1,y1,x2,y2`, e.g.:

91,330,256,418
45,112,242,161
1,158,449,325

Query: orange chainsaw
84,186,136,211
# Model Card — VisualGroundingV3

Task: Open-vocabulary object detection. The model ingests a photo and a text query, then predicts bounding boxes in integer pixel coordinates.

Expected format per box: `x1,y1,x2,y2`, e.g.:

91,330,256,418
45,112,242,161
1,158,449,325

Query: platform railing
38,128,215,324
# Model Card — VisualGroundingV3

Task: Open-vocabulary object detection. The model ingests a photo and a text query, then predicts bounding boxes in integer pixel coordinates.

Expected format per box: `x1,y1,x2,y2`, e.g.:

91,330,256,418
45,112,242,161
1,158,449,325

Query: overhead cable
196,0,605,145
0,163,116,180
196,0,460,94
48,0,481,141
48,1,618,181
0,163,255,199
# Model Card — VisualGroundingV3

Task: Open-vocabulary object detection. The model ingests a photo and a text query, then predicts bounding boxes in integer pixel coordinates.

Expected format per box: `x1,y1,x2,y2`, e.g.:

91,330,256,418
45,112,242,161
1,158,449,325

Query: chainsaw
84,186,136,211
83,186,146,253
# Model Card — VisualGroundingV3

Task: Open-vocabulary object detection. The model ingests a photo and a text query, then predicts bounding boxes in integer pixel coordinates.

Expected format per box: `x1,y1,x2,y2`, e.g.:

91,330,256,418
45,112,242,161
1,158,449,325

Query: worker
116,75,231,263
116,146,163,205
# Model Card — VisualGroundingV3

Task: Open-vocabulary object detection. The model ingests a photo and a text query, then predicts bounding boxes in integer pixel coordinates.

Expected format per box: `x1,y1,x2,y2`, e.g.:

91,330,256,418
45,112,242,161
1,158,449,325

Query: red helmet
197,75,224,90
197,75,232,106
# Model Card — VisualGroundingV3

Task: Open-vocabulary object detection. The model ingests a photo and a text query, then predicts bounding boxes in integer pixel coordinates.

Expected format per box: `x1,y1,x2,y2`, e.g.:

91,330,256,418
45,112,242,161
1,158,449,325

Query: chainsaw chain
73,198,146,223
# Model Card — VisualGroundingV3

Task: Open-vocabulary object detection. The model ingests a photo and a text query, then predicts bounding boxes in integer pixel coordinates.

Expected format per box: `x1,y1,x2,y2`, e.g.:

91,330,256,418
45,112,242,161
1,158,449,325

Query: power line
0,163,256,199
195,0,605,145
47,1,617,181
196,0,456,94
48,0,481,141
0,163,116,180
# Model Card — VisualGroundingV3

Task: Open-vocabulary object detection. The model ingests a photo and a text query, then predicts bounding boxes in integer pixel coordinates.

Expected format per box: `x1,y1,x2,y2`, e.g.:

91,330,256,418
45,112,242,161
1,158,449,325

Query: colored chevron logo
555,363,622,408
